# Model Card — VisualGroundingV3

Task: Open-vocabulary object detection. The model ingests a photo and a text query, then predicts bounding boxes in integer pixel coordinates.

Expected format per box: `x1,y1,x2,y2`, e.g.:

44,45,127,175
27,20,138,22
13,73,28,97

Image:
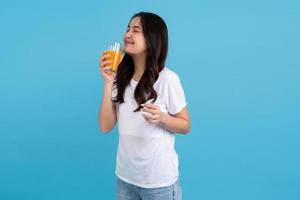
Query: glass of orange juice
103,42,123,72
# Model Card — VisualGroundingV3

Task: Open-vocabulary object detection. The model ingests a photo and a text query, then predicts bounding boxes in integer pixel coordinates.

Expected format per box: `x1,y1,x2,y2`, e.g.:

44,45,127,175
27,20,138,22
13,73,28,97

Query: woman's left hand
141,103,165,124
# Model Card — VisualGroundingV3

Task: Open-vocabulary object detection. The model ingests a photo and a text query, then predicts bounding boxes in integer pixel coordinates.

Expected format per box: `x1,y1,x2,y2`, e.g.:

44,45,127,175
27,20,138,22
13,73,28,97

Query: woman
99,11,190,200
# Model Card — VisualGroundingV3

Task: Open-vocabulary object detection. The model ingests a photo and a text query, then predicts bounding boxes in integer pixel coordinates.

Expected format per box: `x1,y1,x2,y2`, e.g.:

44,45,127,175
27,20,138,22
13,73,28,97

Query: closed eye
127,25,142,33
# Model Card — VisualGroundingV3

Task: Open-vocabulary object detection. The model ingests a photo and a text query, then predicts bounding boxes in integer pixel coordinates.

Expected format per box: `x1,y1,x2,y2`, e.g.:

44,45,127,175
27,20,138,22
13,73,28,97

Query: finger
144,117,156,124
143,114,154,121
141,107,157,115
100,66,112,72
144,117,158,124
141,103,159,110
102,60,112,65
100,60,112,68
149,119,159,124
143,113,158,121
100,68,115,77
99,53,111,62
102,69,115,76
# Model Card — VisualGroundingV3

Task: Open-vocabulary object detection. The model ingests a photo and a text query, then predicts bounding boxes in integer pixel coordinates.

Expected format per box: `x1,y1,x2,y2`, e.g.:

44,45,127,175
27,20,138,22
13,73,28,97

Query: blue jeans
116,177,182,200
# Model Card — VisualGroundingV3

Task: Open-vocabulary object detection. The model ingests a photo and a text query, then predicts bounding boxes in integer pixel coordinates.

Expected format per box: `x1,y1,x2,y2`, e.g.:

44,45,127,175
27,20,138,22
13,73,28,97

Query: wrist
160,112,168,125
104,81,114,88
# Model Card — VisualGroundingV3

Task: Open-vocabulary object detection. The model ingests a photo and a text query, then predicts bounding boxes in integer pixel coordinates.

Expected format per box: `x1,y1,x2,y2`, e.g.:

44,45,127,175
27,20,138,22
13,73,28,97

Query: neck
132,54,146,81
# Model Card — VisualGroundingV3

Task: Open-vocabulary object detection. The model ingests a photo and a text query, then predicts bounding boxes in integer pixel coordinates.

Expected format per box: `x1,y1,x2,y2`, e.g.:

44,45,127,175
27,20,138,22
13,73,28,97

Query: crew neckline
131,78,139,83
130,78,139,87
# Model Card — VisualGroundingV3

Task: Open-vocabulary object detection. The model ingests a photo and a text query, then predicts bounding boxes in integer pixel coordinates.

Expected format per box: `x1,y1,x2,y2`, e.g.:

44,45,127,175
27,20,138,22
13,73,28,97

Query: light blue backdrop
1,0,299,199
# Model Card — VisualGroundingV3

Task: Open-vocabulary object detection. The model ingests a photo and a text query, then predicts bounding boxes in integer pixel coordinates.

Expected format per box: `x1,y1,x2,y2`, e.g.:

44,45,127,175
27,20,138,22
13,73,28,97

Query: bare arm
98,53,117,133
98,82,117,133
141,104,191,134
160,107,190,134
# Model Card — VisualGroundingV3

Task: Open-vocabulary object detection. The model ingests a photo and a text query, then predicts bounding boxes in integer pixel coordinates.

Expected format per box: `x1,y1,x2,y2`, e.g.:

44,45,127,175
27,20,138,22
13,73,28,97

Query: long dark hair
113,12,168,112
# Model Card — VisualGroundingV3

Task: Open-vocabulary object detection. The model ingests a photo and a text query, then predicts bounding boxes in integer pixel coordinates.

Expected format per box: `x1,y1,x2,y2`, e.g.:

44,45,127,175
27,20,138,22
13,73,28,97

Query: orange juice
104,51,122,72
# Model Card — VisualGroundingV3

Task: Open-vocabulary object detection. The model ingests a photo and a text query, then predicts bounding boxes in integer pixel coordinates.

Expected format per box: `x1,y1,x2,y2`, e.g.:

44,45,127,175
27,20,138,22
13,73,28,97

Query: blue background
1,0,299,199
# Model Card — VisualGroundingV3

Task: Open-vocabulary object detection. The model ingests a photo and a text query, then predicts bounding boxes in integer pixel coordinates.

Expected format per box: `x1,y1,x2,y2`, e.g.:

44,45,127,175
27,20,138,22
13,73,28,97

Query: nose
124,31,132,39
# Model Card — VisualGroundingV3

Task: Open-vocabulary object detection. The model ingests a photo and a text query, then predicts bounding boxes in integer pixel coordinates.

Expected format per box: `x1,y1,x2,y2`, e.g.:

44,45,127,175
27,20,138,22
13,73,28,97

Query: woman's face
123,16,147,56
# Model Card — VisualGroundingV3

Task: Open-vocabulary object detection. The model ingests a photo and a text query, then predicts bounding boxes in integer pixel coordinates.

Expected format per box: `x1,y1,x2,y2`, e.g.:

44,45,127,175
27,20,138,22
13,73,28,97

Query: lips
125,39,134,45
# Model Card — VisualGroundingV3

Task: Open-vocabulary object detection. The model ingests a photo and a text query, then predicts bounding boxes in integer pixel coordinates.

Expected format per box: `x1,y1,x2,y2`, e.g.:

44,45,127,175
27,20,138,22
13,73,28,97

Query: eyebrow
127,25,141,29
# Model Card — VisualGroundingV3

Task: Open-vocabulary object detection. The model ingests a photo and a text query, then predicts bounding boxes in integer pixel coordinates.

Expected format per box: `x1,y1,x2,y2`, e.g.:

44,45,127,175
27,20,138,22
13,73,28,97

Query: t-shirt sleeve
111,80,118,101
111,83,119,116
166,73,187,115
112,85,117,100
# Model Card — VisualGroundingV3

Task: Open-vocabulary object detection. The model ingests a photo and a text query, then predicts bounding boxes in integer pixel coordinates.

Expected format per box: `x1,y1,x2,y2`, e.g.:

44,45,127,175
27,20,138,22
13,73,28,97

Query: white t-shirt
112,67,187,188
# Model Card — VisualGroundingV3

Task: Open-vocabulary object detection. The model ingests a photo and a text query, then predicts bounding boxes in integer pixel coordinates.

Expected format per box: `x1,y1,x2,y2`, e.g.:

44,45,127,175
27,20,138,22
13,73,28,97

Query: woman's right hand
99,53,116,84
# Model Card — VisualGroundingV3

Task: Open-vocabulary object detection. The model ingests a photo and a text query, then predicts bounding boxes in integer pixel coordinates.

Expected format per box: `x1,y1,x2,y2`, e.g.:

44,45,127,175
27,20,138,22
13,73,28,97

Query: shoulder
158,67,180,82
